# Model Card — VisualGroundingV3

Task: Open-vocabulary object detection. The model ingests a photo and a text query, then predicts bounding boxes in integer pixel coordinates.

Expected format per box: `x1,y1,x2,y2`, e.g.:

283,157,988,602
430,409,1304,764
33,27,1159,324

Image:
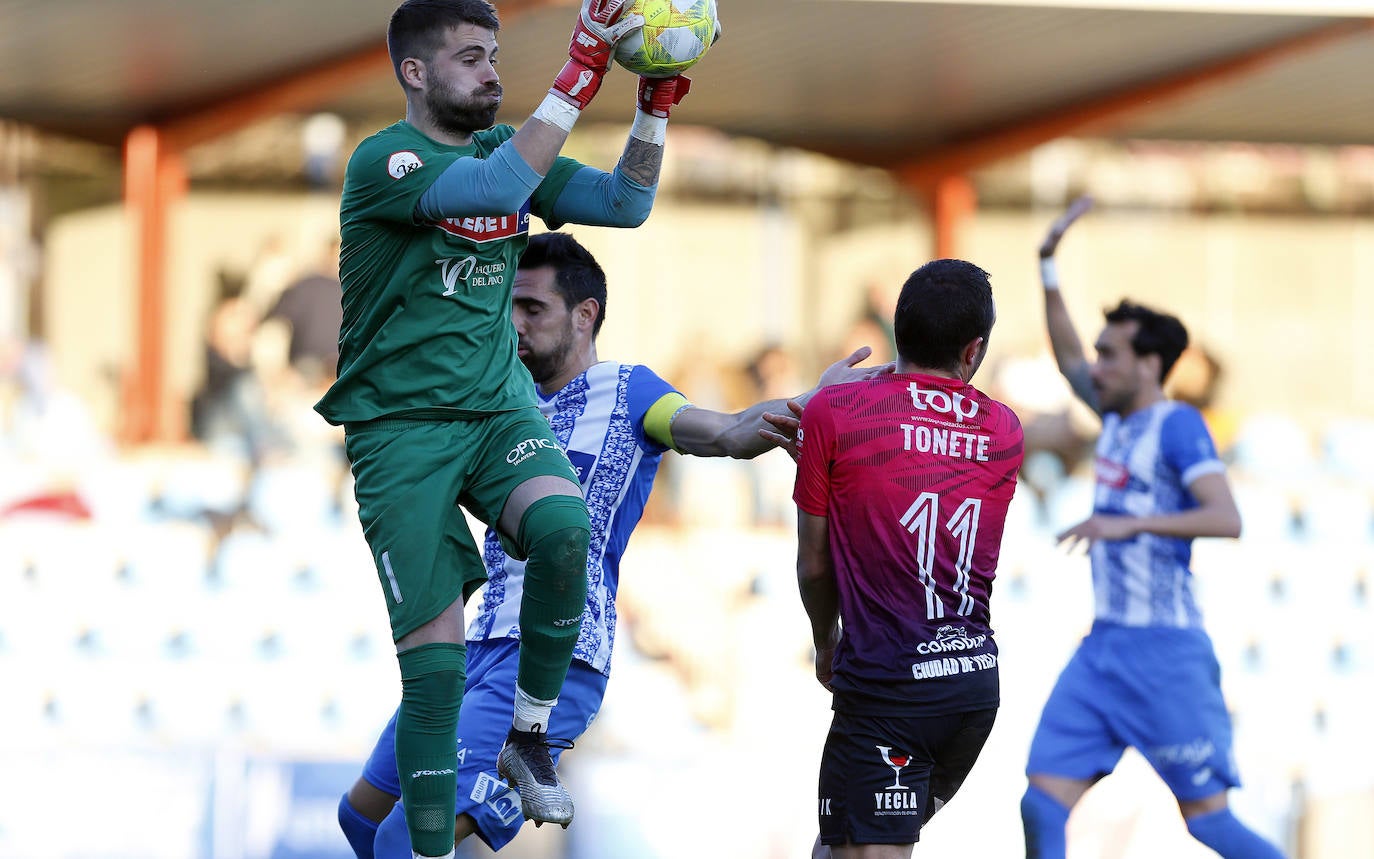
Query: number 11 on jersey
900,492,983,620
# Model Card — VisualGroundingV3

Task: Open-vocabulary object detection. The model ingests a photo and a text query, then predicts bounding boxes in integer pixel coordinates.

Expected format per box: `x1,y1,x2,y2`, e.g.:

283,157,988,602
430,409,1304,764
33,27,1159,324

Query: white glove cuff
533,93,581,134
630,111,668,145
1040,256,1060,291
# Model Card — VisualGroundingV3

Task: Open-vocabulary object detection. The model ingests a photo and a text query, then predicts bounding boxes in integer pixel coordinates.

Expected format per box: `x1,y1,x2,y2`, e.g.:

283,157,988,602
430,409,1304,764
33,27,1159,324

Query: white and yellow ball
614,0,720,78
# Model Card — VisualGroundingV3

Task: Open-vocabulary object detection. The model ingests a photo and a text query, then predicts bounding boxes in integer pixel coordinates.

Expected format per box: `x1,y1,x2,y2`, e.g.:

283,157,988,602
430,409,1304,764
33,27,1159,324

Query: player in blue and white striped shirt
1020,198,1285,859
338,232,889,858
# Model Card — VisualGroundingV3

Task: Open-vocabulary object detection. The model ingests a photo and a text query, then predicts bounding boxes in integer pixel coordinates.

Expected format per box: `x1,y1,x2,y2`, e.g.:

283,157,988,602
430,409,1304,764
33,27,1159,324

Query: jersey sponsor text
435,211,530,243
911,652,997,680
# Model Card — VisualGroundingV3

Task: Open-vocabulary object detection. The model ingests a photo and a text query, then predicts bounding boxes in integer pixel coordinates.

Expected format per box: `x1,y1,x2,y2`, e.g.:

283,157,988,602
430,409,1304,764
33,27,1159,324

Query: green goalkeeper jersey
315,121,582,425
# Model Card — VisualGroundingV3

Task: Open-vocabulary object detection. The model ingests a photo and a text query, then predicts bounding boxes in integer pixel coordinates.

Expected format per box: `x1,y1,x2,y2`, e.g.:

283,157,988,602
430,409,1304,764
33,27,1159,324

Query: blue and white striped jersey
1089,400,1226,628
466,360,678,676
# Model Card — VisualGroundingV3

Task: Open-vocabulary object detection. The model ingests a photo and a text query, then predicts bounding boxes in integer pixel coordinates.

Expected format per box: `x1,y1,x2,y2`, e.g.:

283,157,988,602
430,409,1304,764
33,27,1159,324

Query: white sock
513,686,557,733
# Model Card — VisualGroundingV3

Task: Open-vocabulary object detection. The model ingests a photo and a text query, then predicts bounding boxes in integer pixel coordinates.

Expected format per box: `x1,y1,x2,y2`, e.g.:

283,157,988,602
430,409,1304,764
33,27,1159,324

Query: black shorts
817,707,998,847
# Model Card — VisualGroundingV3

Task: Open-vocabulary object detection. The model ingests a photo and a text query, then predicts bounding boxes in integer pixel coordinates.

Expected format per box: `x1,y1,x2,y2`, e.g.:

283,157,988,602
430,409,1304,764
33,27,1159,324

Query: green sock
395,642,465,858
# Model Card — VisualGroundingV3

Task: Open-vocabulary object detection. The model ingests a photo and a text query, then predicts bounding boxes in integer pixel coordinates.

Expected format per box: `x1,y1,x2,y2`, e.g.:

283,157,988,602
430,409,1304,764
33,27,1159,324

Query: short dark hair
518,233,608,336
893,259,995,371
387,0,500,84
1103,299,1189,382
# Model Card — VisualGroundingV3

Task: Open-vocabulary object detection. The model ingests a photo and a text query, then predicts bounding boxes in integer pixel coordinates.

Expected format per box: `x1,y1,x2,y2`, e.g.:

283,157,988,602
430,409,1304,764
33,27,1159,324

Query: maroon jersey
795,373,1024,715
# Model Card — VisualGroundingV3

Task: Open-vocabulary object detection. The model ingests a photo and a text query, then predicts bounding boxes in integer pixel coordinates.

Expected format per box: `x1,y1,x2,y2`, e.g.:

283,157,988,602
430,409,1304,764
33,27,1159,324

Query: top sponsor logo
908,380,978,423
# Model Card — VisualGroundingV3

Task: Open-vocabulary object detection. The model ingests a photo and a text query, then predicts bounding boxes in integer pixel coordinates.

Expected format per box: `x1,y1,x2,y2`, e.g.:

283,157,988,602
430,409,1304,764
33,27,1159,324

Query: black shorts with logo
817,707,998,847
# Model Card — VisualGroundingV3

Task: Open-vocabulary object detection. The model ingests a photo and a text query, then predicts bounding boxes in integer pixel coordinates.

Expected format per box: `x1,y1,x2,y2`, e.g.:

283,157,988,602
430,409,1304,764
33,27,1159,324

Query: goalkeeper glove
637,75,692,119
550,0,645,110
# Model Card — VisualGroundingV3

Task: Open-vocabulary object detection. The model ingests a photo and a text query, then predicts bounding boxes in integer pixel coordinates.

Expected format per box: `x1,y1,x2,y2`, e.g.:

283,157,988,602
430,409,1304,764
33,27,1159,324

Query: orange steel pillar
122,126,187,444
930,174,976,262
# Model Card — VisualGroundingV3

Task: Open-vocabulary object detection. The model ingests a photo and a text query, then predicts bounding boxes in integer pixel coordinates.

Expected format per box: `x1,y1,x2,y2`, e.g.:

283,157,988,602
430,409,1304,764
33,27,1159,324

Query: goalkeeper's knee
514,495,590,699
516,494,590,611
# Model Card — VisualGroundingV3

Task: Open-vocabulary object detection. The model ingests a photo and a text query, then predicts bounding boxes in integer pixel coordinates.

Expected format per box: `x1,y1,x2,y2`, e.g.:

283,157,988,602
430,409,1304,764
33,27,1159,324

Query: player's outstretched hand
818,345,896,388
1039,195,1094,259
759,400,805,461
569,0,645,73
1056,513,1138,554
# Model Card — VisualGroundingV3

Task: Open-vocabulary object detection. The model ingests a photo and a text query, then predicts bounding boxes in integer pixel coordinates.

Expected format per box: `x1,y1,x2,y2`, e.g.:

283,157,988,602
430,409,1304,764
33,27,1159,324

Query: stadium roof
2,0,1373,178
4,0,1372,443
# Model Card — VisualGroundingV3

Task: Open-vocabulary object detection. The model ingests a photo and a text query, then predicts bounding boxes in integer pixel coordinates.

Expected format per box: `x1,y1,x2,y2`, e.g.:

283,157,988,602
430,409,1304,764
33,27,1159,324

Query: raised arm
667,346,893,459
415,0,644,220
516,0,644,173
1039,196,1100,414
544,75,692,228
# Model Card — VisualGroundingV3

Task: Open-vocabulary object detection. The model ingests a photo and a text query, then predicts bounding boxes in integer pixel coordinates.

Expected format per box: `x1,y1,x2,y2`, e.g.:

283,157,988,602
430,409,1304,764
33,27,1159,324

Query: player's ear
575,298,600,332
399,57,425,90
1140,352,1163,386
961,336,987,374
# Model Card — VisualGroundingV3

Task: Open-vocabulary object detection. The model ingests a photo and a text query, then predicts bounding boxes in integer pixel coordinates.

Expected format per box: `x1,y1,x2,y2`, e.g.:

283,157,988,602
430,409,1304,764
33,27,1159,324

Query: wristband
1040,256,1059,291
629,111,668,145
533,93,581,134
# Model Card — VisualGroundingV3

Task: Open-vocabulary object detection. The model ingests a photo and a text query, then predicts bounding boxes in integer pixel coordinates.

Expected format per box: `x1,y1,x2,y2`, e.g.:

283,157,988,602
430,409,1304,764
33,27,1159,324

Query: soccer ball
614,0,720,78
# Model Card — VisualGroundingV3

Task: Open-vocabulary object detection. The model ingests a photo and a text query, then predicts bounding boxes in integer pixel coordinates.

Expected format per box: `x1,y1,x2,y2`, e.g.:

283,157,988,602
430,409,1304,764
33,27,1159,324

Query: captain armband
643,392,693,451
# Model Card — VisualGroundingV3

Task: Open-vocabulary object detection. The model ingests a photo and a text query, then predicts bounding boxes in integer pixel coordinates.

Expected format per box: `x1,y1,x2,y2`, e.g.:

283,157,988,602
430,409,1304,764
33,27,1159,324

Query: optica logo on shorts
507,437,558,465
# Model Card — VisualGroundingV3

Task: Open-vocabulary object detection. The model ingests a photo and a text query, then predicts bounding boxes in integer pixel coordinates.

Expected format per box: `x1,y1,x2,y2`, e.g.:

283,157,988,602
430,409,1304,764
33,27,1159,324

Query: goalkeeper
315,2,696,857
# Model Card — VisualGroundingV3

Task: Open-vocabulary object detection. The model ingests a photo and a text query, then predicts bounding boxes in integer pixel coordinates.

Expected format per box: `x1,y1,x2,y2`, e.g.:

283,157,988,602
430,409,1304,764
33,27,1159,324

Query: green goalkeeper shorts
344,407,583,641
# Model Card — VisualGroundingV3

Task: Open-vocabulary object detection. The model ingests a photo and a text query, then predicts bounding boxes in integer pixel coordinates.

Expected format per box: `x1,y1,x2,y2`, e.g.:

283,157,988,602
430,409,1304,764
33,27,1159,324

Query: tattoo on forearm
619,138,663,186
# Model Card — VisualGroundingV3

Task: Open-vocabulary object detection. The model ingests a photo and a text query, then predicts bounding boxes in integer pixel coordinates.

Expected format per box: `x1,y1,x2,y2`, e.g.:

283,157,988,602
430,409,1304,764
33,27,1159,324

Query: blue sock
1186,807,1286,859
1021,784,1070,859
374,801,414,859
338,793,381,859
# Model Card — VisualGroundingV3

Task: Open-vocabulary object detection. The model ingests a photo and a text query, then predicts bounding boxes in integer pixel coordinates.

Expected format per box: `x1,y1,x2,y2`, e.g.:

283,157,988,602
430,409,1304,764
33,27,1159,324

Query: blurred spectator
987,352,1096,502
1168,345,1239,456
741,342,805,526
0,338,109,520
261,235,343,391
240,232,296,317
857,280,897,362
189,269,281,465
1,338,109,465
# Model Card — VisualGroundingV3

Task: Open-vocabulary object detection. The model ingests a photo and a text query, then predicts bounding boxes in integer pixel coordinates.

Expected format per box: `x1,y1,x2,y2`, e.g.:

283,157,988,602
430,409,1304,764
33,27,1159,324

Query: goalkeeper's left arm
547,73,694,228
547,164,656,228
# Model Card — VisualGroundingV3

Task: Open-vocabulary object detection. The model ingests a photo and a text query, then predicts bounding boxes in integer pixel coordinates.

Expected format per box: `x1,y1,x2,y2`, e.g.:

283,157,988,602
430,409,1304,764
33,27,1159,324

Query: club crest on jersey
435,202,532,244
387,150,424,179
